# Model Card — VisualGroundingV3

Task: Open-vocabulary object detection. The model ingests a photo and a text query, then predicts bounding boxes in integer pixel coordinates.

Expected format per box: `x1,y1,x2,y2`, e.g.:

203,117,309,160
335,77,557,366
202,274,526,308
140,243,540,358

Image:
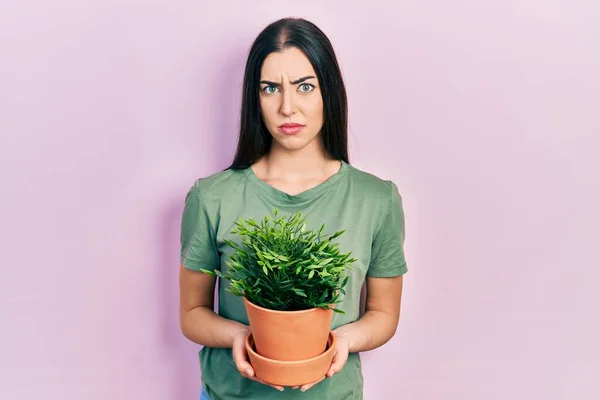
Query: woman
179,17,407,400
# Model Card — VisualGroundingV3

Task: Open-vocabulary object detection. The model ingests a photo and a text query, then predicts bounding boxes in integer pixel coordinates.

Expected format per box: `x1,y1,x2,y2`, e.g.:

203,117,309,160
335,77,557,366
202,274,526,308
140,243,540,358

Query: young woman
179,17,408,400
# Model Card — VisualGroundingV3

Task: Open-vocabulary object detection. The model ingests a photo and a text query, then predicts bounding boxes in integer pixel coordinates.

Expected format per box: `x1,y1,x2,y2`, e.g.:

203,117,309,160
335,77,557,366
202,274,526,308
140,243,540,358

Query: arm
298,275,404,391
179,265,248,348
179,265,285,391
333,274,404,352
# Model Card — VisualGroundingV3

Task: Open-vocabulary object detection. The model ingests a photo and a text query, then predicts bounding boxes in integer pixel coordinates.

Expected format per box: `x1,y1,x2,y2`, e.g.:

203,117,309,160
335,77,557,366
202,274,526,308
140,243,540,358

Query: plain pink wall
1,1,599,399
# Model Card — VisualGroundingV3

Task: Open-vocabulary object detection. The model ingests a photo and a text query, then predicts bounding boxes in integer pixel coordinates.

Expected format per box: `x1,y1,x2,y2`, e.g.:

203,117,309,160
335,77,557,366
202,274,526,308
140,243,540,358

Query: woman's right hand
232,327,285,392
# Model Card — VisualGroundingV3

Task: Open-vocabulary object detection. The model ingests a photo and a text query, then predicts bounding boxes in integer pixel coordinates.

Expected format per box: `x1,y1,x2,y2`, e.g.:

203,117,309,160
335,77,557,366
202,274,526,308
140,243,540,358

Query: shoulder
186,168,247,203
346,163,401,204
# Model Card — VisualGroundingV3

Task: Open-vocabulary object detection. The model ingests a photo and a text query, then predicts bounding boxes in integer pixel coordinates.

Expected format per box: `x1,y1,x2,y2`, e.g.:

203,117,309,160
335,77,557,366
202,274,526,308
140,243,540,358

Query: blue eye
263,86,279,94
299,84,314,92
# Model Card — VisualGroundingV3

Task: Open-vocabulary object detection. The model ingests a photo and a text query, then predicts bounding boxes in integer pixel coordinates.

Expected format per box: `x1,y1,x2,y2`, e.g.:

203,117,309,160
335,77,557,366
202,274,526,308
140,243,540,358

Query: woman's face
259,47,324,152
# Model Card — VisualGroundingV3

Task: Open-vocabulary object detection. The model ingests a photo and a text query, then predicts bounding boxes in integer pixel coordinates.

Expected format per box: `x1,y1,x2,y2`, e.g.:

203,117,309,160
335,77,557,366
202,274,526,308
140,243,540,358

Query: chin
272,134,318,152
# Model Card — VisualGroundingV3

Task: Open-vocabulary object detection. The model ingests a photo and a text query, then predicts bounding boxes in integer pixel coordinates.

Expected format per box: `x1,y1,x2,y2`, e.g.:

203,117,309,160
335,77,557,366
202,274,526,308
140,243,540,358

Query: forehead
260,47,316,80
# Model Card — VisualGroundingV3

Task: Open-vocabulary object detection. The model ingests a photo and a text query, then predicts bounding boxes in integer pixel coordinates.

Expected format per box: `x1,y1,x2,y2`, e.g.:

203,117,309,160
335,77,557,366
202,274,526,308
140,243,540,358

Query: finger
239,366,255,379
326,350,339,377
327,351,348,377
232,348,283,390
300,376,325,392
232,344,254,378
233,357,254,378
327,357,346,377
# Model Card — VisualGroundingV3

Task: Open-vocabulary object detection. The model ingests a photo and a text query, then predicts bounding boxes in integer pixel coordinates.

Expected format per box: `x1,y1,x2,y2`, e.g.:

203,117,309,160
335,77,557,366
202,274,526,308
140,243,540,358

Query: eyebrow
259,75,316,86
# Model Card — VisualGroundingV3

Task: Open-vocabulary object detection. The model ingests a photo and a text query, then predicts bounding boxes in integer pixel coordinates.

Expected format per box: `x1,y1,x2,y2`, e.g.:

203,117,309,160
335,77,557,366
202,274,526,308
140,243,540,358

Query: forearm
333,309,399,353
181,306,249,348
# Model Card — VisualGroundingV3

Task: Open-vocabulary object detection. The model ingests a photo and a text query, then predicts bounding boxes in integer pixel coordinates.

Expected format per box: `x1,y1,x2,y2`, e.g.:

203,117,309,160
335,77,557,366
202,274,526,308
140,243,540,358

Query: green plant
201,209,355,313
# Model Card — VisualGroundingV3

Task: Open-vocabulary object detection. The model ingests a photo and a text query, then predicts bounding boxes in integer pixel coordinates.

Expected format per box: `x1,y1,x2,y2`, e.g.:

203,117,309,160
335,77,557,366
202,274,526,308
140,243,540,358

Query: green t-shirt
180,160,408,400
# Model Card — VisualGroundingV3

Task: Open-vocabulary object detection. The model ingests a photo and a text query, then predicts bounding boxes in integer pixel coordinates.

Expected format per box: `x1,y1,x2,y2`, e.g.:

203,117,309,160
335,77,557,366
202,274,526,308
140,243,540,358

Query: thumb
232,341,254,377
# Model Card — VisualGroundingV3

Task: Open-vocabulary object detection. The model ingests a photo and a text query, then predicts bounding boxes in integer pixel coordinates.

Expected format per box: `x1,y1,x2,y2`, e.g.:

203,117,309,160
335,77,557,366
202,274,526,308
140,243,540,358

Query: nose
280,89,295,116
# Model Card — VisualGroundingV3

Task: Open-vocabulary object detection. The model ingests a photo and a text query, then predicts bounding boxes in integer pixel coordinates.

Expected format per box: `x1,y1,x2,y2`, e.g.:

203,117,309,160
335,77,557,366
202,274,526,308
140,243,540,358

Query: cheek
259,99,276,123
305,97,324,120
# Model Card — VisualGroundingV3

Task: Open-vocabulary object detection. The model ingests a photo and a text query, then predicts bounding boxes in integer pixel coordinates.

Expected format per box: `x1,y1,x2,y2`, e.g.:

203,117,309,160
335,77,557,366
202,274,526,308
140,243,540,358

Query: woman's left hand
293,331,351,392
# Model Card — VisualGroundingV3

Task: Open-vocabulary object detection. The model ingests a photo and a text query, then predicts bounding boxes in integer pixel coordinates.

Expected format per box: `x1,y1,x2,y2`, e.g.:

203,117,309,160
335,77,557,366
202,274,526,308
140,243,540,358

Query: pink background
1,1,599,399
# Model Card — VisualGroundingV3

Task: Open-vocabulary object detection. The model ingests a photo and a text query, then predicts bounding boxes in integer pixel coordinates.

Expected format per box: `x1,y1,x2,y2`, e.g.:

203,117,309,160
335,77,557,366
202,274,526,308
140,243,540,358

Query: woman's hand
231,327,285,392
292,331,351,392
326,331,351,378
295,275,403,393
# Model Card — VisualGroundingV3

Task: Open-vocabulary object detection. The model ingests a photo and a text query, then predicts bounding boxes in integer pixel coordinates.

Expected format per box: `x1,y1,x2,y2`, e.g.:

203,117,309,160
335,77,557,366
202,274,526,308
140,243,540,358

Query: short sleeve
367,181,408,277
180,182,220,272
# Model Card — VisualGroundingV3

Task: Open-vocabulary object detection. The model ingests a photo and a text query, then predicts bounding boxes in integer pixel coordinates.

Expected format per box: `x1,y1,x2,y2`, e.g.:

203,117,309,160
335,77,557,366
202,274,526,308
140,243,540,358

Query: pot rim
245,331,336,365
243,296,335,315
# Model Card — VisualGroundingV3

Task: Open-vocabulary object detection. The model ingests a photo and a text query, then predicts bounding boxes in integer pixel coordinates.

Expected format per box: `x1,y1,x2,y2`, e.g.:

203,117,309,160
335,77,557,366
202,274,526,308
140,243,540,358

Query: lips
278,123,305,135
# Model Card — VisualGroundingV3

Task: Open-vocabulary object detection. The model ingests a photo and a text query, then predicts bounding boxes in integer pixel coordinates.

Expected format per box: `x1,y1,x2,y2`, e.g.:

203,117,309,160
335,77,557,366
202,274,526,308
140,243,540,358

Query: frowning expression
259,47,324,151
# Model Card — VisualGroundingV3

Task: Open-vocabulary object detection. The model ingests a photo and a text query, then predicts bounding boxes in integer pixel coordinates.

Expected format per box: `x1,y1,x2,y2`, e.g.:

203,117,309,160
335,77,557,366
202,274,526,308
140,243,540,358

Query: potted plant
201,209,356,385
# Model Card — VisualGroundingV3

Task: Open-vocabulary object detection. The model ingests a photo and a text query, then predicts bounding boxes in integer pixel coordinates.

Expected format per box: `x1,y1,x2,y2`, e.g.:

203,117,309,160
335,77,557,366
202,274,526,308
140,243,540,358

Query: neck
261,138,337,178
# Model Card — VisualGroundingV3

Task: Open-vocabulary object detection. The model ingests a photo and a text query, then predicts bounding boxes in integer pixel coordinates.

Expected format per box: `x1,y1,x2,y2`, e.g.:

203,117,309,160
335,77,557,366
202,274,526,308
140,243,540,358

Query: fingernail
246,369,253,376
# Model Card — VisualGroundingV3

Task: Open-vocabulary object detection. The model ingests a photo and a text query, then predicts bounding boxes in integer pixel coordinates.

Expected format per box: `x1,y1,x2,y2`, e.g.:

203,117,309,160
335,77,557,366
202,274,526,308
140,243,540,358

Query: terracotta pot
246,331,336,386
243,297,334,361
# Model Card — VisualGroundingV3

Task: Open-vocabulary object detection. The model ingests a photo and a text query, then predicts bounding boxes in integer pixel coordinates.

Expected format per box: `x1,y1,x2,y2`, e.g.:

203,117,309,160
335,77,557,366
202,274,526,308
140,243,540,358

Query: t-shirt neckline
242,160,349,204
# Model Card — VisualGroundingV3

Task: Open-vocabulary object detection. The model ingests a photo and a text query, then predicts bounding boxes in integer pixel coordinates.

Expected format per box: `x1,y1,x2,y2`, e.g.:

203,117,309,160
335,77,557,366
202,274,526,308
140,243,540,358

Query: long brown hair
228,17,349,170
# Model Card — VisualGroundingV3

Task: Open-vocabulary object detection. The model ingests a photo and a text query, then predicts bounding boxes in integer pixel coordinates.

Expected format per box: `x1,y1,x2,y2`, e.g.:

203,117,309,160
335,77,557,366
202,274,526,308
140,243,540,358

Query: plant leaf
328,230,345,241
319,258,333,266
292,288,307,297
218,210,354,311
